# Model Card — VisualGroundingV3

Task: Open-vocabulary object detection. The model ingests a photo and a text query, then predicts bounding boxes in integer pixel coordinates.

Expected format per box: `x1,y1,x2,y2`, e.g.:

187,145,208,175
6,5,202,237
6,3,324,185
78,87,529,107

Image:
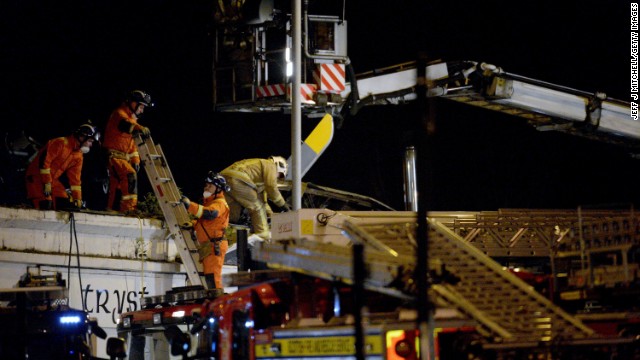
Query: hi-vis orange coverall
103,103,145,212
25,135,84,209
185,192,230,289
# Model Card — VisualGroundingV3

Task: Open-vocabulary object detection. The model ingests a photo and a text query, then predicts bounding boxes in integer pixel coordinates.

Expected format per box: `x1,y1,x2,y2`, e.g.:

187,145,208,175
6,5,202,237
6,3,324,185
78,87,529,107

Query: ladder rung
135,132,204,288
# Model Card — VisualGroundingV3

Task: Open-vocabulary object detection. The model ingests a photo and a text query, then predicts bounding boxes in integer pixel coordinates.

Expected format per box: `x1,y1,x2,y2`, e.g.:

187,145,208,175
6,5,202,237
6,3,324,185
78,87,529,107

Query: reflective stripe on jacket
103,103,141,165
187,193,230,243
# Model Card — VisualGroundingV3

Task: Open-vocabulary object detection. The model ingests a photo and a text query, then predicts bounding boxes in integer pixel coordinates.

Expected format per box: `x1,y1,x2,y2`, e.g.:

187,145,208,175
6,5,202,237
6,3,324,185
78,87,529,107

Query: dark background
2,0,638,211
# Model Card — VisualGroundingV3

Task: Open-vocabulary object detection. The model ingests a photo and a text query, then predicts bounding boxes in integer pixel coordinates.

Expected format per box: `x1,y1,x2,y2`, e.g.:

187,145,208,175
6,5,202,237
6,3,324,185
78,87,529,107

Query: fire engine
118,271,479,360
115,208,640,359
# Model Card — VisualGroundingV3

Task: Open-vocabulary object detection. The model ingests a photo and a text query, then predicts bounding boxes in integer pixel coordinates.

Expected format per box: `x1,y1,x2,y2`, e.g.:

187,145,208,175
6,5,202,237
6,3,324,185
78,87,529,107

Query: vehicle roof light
59,315,82,325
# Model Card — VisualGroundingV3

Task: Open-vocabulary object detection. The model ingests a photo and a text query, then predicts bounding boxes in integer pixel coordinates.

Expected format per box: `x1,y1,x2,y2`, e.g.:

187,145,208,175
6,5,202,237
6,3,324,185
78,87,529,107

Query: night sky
2,0,638,211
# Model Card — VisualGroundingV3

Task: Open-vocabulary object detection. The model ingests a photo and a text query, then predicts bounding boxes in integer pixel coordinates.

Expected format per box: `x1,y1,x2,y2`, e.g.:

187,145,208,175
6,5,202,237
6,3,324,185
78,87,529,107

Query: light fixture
285,47,293,77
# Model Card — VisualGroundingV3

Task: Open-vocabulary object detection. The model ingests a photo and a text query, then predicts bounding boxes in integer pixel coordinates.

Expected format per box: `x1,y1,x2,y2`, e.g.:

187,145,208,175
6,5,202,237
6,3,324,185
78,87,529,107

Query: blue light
244,320,254,328
333,287,341,316
208,318,215,325
59,315,82,325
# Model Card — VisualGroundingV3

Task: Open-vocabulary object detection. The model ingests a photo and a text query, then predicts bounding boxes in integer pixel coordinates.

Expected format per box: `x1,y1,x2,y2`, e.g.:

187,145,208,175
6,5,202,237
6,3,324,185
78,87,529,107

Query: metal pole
291,0,302,210
416,53,435,360
236,228,249,271
352,243,366,360
403,146,418,211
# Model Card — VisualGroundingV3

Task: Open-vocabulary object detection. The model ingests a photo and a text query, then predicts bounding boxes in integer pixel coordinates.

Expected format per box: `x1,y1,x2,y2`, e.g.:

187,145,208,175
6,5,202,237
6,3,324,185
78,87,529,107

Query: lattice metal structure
437,209,640,257
253,217,599,345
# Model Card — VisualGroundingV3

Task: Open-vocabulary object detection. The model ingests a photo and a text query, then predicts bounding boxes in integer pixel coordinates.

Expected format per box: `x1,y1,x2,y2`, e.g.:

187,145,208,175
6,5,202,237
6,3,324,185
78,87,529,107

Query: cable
67,215,73,292
68,212,86,311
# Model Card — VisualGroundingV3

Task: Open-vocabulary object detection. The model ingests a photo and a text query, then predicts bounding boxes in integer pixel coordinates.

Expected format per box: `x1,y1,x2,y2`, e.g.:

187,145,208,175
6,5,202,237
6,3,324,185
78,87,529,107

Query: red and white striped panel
313,63,346,92
256,84,286,98
287,83,317,102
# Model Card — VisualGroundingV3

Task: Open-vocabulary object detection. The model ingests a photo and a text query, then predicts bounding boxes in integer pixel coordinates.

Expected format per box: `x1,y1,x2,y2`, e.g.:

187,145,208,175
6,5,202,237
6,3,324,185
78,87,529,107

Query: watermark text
632,3,639,119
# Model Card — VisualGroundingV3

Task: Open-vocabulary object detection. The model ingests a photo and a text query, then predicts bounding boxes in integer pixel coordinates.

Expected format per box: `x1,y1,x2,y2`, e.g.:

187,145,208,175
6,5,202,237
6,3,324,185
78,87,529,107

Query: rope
138,217,146,299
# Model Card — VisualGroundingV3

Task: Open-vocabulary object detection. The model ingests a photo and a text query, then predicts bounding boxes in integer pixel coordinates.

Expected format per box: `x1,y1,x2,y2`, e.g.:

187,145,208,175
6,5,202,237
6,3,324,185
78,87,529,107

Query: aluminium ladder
134,133,204,287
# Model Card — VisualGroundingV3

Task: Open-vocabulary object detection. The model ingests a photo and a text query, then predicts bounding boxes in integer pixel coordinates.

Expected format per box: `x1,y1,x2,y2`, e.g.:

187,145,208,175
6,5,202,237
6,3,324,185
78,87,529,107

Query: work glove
180,195,190,209
133,163,140,173
276,203,291,213
73,198,83,209
133,125,151,137
43,183,52,197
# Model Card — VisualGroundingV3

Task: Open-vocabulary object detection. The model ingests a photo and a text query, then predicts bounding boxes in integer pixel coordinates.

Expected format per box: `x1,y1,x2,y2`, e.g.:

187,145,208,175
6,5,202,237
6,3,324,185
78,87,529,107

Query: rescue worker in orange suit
103,90,153,213
220,156,290,240
180,172,230,289
25,123,100,210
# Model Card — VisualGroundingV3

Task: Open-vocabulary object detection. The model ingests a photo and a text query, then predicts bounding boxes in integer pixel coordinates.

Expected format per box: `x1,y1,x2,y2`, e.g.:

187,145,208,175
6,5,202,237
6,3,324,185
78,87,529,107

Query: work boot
55,197,77,211
38,200,53,210
103,208,121,215
253,230,271,242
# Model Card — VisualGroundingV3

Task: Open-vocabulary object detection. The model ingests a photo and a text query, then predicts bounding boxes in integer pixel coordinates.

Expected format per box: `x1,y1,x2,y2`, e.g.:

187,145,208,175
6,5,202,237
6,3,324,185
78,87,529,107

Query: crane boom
347,61,638,149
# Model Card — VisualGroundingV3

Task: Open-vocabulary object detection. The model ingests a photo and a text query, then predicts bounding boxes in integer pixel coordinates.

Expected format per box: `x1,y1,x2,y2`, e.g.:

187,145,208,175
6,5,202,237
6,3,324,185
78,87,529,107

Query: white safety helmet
269,156,288,178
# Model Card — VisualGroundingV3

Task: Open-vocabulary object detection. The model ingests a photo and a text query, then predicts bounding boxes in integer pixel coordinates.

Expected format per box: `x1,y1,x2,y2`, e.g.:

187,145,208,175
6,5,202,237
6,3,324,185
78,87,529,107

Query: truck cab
118,272,477,359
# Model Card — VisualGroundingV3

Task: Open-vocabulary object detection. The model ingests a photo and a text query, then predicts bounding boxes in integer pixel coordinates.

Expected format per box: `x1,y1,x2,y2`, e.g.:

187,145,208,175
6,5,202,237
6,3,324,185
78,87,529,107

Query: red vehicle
118,273,478,360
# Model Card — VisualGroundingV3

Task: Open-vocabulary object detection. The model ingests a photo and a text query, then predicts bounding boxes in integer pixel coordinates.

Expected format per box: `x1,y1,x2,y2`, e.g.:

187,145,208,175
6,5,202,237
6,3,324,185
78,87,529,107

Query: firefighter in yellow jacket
221,156,290,240
25,124,100,210
181,172,230,289
103,90,152,213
